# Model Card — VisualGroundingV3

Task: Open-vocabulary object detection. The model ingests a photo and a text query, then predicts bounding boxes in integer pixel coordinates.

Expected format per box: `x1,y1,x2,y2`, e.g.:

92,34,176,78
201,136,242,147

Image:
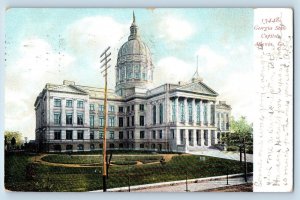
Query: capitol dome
115,12,154,96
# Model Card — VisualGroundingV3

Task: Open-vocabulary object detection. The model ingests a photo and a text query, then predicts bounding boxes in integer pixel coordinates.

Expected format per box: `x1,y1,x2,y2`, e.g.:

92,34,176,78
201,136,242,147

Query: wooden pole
100,47,111,192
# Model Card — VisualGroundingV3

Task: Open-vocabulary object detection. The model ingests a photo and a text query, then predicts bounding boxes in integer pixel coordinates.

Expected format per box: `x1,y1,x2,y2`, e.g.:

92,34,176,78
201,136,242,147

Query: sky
4,8,254,140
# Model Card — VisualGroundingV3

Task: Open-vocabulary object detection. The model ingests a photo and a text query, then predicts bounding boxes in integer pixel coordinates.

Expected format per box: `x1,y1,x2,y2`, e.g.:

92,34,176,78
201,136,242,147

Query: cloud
196,45,228,73
66,16,128,69
155,57,194,86
217,71,256,123
158,15,195,41
5,38,75,139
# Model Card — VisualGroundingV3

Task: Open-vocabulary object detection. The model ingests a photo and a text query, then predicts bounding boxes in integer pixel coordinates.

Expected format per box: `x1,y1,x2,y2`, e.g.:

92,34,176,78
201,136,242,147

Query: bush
227,146,239,151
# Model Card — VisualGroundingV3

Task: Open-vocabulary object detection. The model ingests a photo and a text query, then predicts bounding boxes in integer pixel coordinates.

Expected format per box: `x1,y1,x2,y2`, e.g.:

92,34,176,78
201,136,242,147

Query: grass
41,154,162,165
5,153,253,192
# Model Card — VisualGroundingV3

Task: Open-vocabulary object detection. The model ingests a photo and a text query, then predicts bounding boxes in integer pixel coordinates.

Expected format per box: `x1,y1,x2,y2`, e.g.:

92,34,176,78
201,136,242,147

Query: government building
34,13,231,153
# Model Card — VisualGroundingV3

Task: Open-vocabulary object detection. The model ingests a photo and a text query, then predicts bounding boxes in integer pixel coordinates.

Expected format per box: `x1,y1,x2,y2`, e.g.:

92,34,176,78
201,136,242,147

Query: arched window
90,144,95,150
77,144,84,151
53,145,61,152
66,145,73,151
153,105,156,124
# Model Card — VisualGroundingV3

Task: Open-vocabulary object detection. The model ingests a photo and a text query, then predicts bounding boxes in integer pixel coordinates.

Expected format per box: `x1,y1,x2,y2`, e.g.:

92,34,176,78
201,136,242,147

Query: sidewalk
92,173,253,192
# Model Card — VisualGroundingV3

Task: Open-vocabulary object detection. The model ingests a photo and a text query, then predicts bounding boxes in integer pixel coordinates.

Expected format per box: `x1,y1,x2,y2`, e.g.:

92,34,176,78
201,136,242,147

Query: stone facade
34,13,232,153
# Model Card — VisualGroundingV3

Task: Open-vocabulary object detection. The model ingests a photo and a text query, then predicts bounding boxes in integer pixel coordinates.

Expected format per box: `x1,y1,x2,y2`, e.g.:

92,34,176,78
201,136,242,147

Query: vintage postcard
4,8,293,192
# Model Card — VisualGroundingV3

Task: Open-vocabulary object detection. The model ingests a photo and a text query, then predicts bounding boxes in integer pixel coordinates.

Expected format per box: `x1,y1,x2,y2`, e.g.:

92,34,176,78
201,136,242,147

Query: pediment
49,85,88,95
176,81,218,96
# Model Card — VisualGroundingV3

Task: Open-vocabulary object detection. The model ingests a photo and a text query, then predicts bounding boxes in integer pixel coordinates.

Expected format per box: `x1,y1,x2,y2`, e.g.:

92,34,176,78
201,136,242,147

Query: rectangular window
127,106,130,113
90,115,94,128
54,99,61,107
109,131,114,139
66,100,73,108
99,131,103,139
99,105,104,112
99,117,104,127
119,117,123,127
180,130,184,144
139,116,144,126
140,143,144,149
153,105,156,124
159,103,163,124
109,105,115,112
152,130,156,139
127,117,130,127
171,129,175,139
131,116,134,126
108,116,115,127
77,113,84,125
139,104,144,111
119,131,123,139
131,131,134,139
118,106,124,113
90,131,94,140
140,131,145,139
66,130,73,140
159,130,163,139
127,131,130,139
66,113,73,125
90,104,95,111
54,130,61,140
77,100,84,108
77,131,84,140
131,104,134,111
54,113,61,125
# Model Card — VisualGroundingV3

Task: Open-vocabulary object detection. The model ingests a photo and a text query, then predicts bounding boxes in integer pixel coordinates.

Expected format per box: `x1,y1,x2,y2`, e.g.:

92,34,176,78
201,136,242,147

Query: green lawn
5,153,253,192
41,154,162,165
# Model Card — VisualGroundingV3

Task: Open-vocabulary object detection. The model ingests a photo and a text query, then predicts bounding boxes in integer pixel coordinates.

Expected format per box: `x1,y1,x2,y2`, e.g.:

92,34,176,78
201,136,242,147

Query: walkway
92,173,253,192
189,148,253,163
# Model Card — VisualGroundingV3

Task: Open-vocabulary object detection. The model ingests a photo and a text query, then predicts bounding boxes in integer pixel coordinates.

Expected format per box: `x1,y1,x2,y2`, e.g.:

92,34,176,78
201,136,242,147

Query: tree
4,131,23,147
228,116,253,182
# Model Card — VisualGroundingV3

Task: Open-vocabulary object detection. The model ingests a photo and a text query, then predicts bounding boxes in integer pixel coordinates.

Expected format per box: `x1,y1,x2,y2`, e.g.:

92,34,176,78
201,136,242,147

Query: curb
91,172,253,192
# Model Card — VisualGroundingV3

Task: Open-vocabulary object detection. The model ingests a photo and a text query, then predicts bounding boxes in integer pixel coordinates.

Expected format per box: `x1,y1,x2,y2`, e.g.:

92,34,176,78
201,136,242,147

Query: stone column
175,97,179,123
156,103,159,125
184,98,188,125
176,129,180,145
214,130,218,144
207,101,211,126
61,98,66,126
184,129,189,151
200,100,203,126
200,130,205,146
192,129,197,146
213,102,216,126
192,99,196,126
207,130,211,146
73,99,77,125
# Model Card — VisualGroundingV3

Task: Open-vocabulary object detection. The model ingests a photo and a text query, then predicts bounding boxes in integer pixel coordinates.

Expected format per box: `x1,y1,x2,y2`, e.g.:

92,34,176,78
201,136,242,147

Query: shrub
226,146,239,151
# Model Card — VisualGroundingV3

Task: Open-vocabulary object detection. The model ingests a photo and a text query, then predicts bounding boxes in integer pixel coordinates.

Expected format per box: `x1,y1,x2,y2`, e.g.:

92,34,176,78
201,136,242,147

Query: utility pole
100,46,111,192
